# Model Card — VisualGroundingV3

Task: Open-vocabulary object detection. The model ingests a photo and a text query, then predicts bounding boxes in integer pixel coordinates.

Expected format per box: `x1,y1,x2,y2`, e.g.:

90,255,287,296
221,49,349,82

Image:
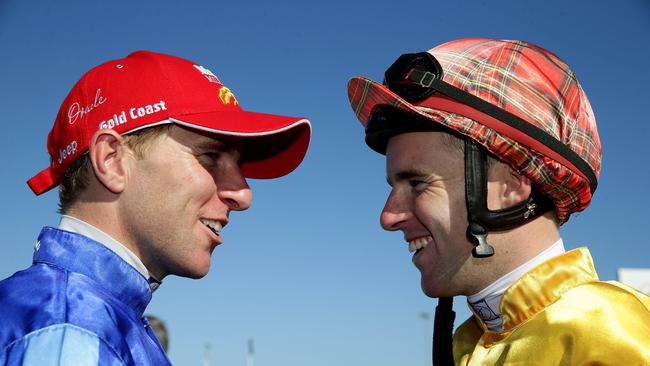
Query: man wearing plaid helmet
347,38,649,365
0,51,311,365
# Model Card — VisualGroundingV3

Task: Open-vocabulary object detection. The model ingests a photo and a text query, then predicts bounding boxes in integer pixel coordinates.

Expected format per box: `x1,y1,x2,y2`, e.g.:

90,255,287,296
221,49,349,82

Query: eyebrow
386,168,430,186
193,139,237,153
192,138,244,165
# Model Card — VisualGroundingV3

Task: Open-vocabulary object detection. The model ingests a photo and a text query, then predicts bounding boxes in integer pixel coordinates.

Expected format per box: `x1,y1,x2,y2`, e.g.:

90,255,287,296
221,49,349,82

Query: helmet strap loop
464,139,554,258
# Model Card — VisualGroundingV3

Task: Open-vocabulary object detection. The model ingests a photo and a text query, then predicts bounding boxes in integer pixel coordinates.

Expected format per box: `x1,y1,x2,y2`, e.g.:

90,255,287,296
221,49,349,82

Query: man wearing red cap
347,38,649,365
0,51,311,365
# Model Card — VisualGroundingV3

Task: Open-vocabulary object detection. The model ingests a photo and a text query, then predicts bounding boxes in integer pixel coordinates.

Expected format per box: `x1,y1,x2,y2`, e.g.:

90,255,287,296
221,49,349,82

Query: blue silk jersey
0,227,172,365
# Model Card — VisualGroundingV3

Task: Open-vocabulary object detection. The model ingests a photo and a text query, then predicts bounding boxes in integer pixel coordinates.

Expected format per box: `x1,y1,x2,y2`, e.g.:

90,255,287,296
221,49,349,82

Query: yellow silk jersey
453,248,650,365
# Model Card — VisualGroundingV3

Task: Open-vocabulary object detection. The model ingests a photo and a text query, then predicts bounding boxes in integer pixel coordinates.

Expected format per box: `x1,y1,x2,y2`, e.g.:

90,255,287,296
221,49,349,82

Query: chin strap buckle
523,202,538,219
468,222,495,258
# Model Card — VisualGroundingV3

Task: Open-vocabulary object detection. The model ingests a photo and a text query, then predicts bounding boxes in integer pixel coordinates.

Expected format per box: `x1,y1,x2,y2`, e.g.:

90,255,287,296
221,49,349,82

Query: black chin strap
464,139,554,257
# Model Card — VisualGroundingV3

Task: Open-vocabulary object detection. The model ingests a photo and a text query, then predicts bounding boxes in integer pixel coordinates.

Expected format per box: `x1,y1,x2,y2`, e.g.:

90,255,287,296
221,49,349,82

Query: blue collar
33,227,152,316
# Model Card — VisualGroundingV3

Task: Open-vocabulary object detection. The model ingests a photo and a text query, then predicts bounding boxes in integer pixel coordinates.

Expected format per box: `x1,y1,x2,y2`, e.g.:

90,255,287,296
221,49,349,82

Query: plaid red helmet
348,38,601,224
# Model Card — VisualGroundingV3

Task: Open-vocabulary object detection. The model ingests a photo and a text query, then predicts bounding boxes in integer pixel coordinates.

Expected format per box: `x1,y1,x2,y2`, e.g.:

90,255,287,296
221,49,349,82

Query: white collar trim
58,215,151,279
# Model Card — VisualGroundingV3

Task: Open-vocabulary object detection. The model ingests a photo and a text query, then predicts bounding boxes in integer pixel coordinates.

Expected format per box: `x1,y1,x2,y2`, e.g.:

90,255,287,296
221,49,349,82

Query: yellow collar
500,247,598,331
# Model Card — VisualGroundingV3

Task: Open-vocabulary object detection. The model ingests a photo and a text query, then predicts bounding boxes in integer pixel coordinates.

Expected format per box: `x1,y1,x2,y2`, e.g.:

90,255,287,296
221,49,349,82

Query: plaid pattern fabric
348,38,601,224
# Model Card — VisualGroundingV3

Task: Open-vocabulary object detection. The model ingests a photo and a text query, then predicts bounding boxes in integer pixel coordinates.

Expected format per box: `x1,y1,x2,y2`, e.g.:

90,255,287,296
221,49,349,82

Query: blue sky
1,0,648,365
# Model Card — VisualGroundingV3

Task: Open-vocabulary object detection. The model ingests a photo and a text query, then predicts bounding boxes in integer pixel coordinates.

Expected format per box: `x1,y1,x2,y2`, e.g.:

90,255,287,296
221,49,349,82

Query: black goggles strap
400,68,598,194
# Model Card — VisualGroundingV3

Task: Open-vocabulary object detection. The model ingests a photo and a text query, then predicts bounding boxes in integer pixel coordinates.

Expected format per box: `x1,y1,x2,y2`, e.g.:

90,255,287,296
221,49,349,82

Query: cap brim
348,76,441,128
348,76,462,155
27,167,57,196
171,110,311,179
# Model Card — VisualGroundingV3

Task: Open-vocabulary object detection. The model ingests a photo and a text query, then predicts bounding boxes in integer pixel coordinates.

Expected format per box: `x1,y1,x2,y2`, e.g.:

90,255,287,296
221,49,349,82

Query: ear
486,161,532,210
88,129,131,194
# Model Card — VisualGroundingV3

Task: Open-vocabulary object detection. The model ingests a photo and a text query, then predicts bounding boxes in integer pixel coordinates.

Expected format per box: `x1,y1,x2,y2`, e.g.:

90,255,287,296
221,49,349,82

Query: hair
440,132,499,171
58,124,173,214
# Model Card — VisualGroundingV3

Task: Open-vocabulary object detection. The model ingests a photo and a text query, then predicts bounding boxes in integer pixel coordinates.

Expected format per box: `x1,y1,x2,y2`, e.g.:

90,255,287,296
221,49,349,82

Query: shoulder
553,279,650,320
1,323,126,366
550,279,650,338
540,278,649,328
537,279,650,362
0,263,134,352
0,264,68,346
593,280,650,308
0,263,66,303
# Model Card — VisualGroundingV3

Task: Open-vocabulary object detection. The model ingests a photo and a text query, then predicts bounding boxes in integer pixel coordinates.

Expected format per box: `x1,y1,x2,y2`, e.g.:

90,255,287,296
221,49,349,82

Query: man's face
381,132,479,297
119,125,252,279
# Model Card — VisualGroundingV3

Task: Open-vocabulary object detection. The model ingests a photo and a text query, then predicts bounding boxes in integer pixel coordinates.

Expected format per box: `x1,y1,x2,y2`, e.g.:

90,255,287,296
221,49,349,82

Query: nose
380,189,410,231
219,185,252,211
217,167,252,212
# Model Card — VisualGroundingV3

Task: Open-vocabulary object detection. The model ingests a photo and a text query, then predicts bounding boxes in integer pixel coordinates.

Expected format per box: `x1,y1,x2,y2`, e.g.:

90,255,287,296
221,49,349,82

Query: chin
421,279,452,298
182,269,210,279
174,261,211,279
422,286,438,298
192,264,211,279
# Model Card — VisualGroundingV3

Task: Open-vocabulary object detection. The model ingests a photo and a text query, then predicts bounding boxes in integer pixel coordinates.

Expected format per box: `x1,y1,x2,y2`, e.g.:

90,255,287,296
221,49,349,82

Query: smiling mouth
200,219,223,237
408,235,433,253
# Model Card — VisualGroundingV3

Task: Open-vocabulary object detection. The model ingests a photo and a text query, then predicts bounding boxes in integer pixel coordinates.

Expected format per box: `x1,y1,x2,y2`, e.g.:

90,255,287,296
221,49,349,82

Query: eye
409,179,428,192
197,151,222,165
203,152,221,159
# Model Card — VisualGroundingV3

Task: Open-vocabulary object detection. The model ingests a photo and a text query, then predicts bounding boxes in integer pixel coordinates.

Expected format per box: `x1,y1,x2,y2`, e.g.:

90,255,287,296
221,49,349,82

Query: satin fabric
0,227,171,365
452,247,650,365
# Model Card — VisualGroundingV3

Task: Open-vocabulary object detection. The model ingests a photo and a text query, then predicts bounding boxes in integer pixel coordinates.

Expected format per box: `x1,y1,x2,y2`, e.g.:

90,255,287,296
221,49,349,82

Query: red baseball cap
28,50,312,195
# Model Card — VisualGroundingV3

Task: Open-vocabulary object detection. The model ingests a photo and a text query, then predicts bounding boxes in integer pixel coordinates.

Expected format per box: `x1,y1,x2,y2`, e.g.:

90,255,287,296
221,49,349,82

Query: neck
467,238,566,331
466,212,560,295
66,202,139,255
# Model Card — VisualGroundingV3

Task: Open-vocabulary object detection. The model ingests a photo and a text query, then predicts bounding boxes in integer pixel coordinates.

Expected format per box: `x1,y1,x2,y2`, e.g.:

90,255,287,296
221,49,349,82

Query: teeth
408,236,433,253
200,219,222,235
